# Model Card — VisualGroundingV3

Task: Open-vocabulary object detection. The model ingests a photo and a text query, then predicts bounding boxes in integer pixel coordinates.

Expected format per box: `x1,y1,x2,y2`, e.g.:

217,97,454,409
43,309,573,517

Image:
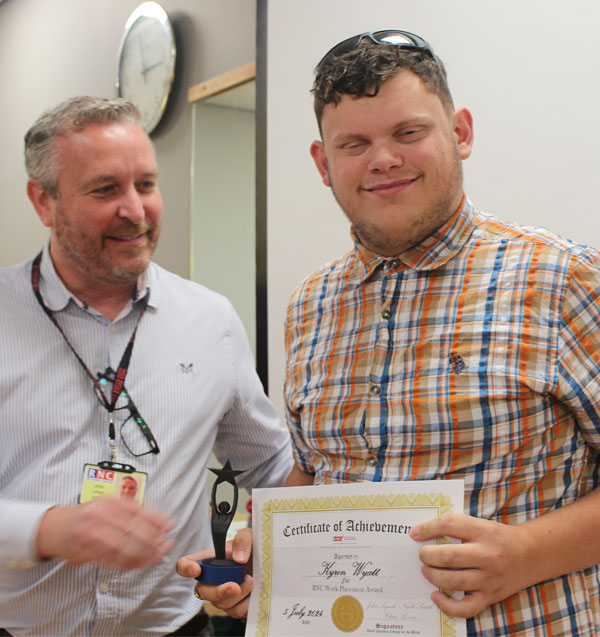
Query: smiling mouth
364,178,418,195
106,229,149,243
110,234,145,241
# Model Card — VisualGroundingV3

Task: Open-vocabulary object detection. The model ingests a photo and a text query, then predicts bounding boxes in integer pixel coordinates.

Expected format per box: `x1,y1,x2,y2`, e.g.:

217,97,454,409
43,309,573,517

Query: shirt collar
349,195,478,284
37,241,157,316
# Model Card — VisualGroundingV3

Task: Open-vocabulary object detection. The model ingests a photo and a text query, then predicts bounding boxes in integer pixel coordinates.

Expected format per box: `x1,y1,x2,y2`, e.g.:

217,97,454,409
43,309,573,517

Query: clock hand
138,35,148,73
141,61,162,79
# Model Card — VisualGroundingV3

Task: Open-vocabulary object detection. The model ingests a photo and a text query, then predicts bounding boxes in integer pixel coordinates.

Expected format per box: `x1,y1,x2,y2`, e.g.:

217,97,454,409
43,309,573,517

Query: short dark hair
24,96,142,197
312,39,454,133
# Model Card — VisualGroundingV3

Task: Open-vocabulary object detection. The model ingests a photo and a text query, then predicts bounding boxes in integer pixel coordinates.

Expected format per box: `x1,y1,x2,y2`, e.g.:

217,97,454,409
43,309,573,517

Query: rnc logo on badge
86,467,115,482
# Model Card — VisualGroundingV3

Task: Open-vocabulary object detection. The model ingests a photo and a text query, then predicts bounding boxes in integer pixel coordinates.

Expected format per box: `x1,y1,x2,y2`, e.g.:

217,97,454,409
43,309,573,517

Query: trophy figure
196,460,246,585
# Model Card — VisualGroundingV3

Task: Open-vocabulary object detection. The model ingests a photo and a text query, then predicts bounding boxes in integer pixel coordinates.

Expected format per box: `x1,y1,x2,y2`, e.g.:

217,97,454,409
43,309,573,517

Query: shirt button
365,456,378,467
381,308,391,320
389,260,400,269
369,383,382,395
99,582,109,594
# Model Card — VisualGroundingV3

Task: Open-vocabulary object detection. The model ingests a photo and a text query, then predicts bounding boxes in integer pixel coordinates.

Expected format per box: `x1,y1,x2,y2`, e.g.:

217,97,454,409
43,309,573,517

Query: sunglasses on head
316,29,439,74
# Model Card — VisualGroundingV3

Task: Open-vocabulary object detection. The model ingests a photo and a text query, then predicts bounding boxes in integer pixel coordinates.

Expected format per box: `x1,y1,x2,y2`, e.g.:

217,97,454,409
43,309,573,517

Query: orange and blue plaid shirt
284,197,600,636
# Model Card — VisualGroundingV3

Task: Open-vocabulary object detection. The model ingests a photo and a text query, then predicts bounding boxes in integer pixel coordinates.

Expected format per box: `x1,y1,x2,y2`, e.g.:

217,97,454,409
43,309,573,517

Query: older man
0,96,292,636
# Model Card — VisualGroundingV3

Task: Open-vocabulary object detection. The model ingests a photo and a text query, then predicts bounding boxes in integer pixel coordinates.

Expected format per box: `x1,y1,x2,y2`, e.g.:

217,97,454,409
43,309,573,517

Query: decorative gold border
255,492,458,637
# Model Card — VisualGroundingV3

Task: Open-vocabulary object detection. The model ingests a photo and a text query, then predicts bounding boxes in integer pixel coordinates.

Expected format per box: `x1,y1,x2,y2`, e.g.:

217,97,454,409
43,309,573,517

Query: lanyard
31,251,149,461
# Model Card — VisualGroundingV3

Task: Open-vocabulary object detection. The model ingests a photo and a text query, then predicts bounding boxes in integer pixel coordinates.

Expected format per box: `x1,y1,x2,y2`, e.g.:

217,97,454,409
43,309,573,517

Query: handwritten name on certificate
246,480,465,637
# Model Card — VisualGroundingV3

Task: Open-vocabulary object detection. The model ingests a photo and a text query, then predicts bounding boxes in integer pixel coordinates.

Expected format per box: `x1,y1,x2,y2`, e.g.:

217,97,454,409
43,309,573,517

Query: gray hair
24,96,142,197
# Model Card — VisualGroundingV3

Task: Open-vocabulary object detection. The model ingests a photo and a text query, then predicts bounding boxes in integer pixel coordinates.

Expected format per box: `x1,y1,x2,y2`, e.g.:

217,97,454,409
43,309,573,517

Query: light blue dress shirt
0,244,293,635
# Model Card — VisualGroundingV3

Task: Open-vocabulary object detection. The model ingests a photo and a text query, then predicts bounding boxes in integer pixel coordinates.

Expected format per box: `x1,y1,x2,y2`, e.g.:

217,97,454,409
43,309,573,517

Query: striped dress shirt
0,244,292,635
284,198,600,636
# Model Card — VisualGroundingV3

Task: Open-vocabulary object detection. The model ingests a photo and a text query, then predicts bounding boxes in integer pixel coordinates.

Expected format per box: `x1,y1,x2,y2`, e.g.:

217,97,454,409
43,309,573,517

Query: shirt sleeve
0,498,52,568
284,402,316,475
213,301,293,489
283,287,317,475
556,251,600,447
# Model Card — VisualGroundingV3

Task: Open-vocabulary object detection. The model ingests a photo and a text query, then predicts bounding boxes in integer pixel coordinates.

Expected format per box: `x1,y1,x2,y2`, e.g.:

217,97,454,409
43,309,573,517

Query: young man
0,96,293,636
179,31,600,635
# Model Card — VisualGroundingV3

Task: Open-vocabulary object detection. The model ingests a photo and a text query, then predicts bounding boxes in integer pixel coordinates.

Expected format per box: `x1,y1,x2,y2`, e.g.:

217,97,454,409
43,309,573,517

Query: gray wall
191,98,256,357
0,0,256,278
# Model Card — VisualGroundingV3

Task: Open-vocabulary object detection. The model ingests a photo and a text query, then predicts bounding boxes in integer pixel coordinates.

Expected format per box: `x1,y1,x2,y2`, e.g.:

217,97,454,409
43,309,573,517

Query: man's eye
341,140,367,152
92,185,115,196
397,127,426,141
137,181,155,192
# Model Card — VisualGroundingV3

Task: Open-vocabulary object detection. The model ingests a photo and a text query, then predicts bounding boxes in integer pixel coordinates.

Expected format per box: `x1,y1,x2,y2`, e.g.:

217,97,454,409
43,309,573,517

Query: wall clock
116,2,176,133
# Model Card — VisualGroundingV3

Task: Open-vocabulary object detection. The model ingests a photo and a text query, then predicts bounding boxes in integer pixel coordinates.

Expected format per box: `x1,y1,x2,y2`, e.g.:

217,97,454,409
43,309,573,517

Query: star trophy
196,460,246,585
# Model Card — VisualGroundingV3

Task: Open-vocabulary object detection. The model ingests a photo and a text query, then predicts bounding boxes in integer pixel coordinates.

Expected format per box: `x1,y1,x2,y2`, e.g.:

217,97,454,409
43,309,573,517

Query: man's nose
367,142,404,173
117,188,145,224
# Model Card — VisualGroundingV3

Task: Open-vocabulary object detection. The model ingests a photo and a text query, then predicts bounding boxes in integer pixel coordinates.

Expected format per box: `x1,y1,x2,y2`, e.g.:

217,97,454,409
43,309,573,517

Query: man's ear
27,178,55,228
310,140,332,187
452,107,474,161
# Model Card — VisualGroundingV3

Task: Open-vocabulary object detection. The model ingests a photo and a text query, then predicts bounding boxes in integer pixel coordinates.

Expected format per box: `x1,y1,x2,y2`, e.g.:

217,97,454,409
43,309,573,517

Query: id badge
80,461,147,504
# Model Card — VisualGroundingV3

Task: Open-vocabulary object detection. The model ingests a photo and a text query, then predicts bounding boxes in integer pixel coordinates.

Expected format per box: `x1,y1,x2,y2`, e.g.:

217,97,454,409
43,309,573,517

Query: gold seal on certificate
331,595,363,632
246,480,466,636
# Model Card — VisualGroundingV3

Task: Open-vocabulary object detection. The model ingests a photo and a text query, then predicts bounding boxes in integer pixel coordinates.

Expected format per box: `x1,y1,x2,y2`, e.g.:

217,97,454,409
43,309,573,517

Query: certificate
246,480,465,637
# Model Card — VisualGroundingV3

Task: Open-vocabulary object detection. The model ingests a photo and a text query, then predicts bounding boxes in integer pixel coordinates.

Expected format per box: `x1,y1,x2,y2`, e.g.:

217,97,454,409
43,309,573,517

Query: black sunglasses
316,29,440,74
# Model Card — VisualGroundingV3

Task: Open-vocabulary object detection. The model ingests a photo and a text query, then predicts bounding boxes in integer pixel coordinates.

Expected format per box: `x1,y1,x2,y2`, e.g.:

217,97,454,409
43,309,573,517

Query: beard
52,206,161,285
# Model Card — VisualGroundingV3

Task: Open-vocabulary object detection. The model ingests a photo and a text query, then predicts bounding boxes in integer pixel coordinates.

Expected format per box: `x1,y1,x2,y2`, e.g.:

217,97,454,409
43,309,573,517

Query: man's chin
100,258,151,284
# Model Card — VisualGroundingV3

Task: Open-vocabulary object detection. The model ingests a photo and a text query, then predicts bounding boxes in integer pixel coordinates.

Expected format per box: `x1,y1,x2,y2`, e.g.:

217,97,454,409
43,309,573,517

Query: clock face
116,2,176,133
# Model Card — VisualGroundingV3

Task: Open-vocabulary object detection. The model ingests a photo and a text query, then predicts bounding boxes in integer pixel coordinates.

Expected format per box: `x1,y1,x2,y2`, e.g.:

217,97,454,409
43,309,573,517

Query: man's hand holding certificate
246,480,465,637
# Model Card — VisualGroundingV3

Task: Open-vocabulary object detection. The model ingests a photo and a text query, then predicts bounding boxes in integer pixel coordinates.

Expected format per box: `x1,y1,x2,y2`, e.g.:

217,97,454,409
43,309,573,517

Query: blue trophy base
196,558,246,585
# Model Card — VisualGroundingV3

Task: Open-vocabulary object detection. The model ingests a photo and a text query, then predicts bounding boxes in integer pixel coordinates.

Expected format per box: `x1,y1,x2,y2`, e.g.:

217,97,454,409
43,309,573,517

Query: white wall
265,0,600,414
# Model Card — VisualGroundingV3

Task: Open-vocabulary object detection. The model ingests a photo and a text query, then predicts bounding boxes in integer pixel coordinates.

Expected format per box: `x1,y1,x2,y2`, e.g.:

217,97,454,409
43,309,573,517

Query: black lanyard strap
31,251,157,457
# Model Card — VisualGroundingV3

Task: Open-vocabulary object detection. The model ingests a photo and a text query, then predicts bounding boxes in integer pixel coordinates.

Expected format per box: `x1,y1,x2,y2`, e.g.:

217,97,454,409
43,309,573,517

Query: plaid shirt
284,197,600,636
